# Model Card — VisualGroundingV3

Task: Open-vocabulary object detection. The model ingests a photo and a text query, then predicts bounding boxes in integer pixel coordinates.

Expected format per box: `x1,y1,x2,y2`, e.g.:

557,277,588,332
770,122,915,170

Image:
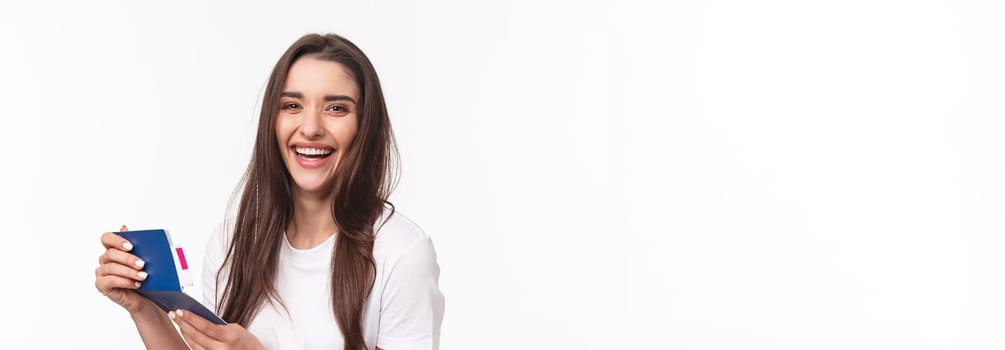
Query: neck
287,187,338,250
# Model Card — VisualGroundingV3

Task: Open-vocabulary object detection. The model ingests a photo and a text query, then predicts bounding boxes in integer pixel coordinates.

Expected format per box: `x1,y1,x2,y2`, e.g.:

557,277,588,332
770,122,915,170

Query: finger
177,328,208,350
96,262,148,282
100,231,133,252
176,309,229,341
174,311,219,350
98,248,145,270
176,324,208,350
172,312,201,349
120,224,128,232
95,274,142,294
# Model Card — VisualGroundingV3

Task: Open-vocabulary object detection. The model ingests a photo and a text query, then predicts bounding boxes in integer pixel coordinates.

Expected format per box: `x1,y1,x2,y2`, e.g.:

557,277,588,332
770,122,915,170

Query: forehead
282,56,359,99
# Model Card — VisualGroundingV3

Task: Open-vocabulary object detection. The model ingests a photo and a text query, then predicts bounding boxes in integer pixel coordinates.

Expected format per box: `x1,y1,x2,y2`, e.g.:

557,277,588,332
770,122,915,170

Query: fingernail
138,271,148,280
168,311,175,320
176,309,184,317
123,242,133,251
134,281,141,288
134,259,145,268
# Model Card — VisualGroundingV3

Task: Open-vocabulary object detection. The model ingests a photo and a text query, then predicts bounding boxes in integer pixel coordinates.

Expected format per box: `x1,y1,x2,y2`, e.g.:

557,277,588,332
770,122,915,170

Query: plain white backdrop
1,0,1003,348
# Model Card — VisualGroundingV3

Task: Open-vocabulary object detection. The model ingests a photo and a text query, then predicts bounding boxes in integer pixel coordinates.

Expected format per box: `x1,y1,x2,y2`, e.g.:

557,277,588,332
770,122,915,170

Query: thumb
120,225,129,232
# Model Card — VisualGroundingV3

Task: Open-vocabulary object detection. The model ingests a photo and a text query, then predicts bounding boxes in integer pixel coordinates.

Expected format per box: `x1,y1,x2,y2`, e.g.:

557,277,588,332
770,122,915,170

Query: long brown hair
218,33,398,350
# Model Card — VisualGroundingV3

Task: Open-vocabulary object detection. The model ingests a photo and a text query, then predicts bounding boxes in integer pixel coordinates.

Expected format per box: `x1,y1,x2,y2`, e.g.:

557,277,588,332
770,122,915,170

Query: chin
290,175,337,194
292,180,329,193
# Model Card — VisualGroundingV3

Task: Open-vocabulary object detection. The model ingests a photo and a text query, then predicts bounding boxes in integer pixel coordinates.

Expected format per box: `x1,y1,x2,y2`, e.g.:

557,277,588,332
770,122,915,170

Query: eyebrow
280,91,357,104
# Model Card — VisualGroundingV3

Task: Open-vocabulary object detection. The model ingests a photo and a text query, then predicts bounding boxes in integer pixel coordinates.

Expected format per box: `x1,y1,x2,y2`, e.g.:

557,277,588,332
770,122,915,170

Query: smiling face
275,55,360,196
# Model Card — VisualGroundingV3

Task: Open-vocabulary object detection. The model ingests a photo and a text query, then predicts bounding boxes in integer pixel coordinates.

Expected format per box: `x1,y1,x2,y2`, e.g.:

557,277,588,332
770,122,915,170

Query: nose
299,108,324,138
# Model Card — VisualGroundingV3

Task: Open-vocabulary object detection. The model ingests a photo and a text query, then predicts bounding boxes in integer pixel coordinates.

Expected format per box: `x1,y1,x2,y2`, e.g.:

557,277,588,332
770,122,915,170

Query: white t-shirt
201,208,445,350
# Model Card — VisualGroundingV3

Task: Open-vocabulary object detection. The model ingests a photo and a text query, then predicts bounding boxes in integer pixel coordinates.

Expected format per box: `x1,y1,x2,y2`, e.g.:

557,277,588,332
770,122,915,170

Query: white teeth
294,146,333,156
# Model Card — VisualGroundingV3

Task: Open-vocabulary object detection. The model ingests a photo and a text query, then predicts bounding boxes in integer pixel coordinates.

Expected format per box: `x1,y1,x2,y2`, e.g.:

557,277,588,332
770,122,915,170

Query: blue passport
118,229,226,325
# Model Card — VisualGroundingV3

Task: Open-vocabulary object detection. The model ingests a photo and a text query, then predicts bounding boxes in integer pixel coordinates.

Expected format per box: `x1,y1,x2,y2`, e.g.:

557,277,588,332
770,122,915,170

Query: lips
290,143,335,169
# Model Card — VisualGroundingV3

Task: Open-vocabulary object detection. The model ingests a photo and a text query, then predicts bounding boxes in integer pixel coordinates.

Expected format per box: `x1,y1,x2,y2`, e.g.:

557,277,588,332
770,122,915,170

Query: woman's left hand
171,309,265,350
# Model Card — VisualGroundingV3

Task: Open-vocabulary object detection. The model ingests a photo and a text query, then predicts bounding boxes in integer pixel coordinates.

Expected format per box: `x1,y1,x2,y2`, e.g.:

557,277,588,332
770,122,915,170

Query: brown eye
325,105,346,112
282,103,301,111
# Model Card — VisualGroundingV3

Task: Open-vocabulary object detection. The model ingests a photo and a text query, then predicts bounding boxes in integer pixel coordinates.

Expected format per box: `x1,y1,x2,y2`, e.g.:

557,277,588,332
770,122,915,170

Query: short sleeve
376,236,445,350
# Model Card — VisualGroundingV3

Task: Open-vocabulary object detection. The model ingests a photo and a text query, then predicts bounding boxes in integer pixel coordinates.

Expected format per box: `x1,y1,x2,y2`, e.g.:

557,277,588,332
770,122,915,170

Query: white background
1,0,1003,348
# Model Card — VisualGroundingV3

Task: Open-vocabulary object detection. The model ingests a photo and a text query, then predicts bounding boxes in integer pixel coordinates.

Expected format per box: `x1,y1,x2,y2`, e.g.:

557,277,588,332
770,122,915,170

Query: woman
94,33,445,350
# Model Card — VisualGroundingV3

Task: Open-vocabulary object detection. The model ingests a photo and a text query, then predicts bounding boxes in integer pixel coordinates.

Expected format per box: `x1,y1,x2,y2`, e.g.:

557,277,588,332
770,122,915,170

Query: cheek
330,117,359,149
274,116,295,146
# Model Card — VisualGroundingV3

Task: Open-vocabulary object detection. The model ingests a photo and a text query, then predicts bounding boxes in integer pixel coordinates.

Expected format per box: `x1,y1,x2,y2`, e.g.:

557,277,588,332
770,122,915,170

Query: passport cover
118,229,226,325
